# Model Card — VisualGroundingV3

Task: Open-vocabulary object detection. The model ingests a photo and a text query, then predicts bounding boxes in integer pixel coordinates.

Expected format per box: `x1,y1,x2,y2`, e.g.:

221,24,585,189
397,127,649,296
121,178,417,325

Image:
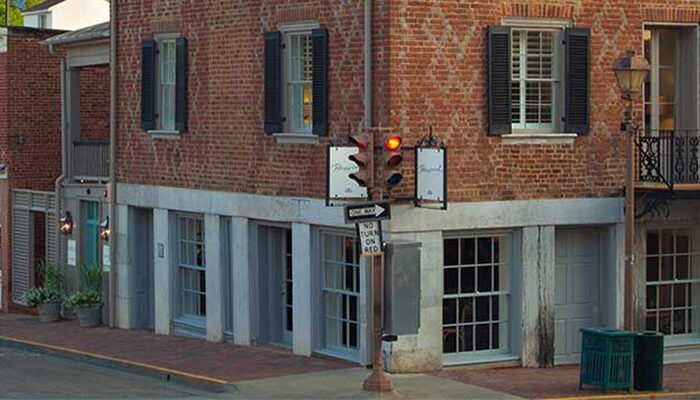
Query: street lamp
613,50,649,331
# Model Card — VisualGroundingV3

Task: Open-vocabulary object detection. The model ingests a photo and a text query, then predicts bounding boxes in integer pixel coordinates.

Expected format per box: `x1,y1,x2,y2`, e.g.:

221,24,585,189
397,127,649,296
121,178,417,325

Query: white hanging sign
356,221,383,258
67,239,77,266
102,244,111,271
327,146,368,203
416,148,446,205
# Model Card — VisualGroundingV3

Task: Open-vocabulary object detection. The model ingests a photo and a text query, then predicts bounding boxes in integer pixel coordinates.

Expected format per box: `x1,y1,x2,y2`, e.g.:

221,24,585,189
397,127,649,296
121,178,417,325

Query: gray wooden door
132,207,154,329
554,229,600,365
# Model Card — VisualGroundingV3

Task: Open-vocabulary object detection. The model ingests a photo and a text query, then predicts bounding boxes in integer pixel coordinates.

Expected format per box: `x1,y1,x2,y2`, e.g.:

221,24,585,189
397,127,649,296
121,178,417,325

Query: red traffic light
384,135,402,151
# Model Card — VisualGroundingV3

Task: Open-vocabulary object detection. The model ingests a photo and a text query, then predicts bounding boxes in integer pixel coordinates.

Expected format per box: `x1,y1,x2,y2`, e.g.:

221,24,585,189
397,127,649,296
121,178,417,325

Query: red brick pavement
0,313,353,382
436,363,700,399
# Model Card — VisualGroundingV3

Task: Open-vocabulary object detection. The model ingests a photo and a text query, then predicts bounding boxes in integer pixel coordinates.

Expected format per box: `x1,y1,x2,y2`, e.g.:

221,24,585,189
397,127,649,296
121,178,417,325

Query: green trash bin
634,331,664,391
580,328,635,393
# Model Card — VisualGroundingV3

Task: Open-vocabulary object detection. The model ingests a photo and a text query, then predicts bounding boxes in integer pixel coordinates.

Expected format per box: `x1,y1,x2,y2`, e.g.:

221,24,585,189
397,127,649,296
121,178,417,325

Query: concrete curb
0,335,232,393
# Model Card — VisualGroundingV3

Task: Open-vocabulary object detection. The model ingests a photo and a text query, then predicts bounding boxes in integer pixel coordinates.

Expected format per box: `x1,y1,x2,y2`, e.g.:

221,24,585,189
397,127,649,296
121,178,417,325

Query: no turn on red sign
357,221,383,257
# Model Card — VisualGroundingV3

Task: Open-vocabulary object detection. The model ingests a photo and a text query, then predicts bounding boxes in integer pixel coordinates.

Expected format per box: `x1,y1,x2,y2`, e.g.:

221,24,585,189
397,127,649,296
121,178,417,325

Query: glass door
80,201,99,266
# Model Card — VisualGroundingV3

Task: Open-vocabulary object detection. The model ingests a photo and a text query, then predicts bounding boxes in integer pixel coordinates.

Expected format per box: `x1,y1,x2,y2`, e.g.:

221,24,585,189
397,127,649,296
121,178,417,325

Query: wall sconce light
100,216,110,241
59,212,73,235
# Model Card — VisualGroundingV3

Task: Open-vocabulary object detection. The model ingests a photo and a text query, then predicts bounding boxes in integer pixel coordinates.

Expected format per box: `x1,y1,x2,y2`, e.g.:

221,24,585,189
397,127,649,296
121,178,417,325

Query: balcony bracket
635,189,675,219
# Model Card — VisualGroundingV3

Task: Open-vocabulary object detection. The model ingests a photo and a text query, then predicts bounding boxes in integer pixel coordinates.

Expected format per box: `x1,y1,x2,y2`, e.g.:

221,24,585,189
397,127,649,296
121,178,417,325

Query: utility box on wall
384,241,421,336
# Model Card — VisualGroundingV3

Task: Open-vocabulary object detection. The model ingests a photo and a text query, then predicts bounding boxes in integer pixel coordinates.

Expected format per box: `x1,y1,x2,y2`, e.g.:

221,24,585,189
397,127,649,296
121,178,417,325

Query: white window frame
150,33,180,136
319,230,361,362
442,232,517,365
502,17,571,138
275,22,320,144
176,213,206,323
645,228,700,345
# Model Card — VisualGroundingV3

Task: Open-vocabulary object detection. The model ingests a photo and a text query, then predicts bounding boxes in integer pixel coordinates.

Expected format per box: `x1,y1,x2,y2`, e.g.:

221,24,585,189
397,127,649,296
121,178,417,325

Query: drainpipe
49,43,66,267
364,0,372,129
108,0,117,328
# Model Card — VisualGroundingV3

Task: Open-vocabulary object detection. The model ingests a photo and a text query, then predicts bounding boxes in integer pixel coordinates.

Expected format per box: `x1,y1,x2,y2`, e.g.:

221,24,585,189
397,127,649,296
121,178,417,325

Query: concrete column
115,204,133,329
205,214,223,342
153,208,172,335
232,217,251,345
521,225,555,368
292,223,312,356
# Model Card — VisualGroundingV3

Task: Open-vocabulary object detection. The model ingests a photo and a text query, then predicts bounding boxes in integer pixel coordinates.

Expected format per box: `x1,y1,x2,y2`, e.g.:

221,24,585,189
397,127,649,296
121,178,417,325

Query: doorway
554,229,601,365
132,207,154,330
257,226,293,346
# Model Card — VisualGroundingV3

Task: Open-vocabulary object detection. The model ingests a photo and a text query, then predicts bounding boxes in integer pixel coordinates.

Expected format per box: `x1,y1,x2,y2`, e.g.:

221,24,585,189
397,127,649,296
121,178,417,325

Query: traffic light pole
363,252,393,392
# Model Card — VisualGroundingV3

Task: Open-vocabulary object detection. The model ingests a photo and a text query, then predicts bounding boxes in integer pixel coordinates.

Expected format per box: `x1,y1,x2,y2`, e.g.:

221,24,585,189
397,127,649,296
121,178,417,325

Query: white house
23,0,109,31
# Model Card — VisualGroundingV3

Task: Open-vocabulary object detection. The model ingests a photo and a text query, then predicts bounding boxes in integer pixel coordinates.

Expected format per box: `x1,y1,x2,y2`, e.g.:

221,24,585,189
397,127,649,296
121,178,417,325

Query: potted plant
67,262,103,327
22,261,66,322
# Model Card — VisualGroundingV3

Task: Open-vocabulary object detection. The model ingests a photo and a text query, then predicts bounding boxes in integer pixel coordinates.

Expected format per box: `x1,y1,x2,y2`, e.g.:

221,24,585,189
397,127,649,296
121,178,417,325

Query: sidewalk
435,363,700,399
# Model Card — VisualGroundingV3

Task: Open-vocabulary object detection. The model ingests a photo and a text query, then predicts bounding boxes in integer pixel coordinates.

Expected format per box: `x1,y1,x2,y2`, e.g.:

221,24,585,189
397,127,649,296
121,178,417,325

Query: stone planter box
76,303,103,328
38,300,62,322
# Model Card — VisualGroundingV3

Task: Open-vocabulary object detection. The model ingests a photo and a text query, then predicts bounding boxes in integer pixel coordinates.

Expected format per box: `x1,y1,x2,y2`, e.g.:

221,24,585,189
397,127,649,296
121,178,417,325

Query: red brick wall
0,28,62,311
115,1,700,202
79,65,110,142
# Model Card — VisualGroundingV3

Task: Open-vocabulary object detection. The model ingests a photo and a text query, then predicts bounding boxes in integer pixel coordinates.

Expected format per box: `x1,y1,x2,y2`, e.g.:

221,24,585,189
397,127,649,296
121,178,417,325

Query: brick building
110,0,700,371
0,27,63,312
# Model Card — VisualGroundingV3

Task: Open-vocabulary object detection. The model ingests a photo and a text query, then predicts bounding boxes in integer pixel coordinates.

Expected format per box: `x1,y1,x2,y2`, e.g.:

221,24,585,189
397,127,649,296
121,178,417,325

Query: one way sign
344,202,391,224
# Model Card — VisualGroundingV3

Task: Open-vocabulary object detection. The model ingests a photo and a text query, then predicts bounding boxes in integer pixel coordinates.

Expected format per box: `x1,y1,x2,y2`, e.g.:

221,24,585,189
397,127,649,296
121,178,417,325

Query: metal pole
624,100,635,331
363,253,393,392
6,0,9,26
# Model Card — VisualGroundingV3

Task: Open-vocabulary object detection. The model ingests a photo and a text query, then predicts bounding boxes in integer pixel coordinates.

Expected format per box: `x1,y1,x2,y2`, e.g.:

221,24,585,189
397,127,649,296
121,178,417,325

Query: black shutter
175,37,188,132
565,28,590,134
488,26,512,135
264,31,282,134
140,39,156,131
312,27,329,136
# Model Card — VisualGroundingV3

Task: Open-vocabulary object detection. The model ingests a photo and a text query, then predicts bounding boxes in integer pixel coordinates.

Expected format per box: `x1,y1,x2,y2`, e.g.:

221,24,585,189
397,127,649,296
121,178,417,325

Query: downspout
49,43,66,267
364,0,372,128
108,0,117,328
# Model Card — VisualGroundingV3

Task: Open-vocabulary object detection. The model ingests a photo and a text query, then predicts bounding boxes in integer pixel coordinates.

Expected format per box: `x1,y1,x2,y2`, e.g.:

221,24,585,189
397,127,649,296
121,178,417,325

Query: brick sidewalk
0,313,353,383
435,362,700,399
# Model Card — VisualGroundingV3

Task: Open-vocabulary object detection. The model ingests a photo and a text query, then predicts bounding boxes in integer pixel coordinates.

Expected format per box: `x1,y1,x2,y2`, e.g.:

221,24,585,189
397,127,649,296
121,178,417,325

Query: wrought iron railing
636,130,700,189
71,140,109,181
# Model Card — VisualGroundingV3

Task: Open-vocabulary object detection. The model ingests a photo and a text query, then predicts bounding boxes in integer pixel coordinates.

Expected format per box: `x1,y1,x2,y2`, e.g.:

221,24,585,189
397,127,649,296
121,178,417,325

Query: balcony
70,140,109,181
636,130,700,191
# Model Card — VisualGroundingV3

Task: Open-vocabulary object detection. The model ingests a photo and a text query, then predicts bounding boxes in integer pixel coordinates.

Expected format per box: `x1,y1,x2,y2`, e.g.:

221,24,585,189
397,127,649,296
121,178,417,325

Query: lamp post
613,50,650,331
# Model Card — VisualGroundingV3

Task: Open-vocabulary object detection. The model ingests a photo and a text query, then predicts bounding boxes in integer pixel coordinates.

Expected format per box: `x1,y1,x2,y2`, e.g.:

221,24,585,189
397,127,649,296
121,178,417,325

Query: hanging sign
356,221,383,257
415,147,447,209
102,244,111,271
326,146,368,205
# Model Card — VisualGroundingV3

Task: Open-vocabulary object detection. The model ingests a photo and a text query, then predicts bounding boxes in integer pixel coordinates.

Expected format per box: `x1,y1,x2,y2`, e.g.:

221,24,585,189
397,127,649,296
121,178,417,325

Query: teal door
81,201,99,266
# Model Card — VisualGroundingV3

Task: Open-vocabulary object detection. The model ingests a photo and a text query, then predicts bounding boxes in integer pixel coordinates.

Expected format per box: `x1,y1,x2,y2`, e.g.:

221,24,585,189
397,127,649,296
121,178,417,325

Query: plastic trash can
579,328,636,393
634,331,664,391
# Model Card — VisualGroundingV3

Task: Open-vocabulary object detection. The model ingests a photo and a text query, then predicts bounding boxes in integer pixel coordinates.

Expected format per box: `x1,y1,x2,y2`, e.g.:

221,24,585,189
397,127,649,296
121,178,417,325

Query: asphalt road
0,346,204,399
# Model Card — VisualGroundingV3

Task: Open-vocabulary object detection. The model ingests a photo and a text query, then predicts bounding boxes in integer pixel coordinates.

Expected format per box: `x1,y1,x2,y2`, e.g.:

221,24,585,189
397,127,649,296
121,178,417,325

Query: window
511,29,558,132
487,22,590,136
178,215,205,318
643,26,699,132
286,33,313,134
321,232,360,359
646,229,700,338
140,36,187,133
443,235,511,357
264,26,328,136
158,39,177,131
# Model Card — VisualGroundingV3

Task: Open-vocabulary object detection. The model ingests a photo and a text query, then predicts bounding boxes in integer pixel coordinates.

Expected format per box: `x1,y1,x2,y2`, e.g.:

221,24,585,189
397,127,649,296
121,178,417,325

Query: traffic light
348,132,373,188
380,134,404,188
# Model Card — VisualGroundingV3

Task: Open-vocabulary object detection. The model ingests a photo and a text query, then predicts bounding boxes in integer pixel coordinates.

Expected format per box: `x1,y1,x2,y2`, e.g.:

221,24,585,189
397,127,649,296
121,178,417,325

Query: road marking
537,391,700,400
0,335,230,385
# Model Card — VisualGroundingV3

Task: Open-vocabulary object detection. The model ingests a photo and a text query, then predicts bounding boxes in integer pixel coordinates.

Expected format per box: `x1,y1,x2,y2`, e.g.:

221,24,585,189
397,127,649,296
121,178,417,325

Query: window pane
289,34,313,133
444,239,458,266
444,268,458,294
458,298,473,324
460,267,475,294
461,238,475,265
443,298,457,324
459,325,474,352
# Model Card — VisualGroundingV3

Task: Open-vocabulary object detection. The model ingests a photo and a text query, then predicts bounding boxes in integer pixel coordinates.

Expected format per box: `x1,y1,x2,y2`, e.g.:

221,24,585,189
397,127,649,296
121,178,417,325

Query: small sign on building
415,147,447,209
356,221,383,257
326,146,368,205
102,244,111,271
67,239,77,266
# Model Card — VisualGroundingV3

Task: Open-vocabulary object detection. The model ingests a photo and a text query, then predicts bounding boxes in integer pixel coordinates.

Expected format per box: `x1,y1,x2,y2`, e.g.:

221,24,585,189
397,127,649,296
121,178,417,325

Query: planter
76,303,103,328
62,304,76,320
38,300,62,322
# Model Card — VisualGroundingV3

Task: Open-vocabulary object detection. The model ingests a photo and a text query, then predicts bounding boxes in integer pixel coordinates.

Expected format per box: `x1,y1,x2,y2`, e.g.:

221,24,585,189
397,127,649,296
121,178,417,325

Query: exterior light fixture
613,50,650,97
59,212,73,234
100,216,110,241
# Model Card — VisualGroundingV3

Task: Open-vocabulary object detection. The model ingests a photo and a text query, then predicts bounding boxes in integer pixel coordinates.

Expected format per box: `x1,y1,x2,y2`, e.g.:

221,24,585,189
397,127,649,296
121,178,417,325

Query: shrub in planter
22,262,67,322
67,290,102,327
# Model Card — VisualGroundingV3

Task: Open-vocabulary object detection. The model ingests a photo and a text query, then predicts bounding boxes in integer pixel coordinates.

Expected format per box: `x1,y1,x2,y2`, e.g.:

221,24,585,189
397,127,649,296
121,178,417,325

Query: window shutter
264,31,282,134
565,28,590,134
140,39,156,131
312,27,329,136
488,26,512,135
175,37,188,132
